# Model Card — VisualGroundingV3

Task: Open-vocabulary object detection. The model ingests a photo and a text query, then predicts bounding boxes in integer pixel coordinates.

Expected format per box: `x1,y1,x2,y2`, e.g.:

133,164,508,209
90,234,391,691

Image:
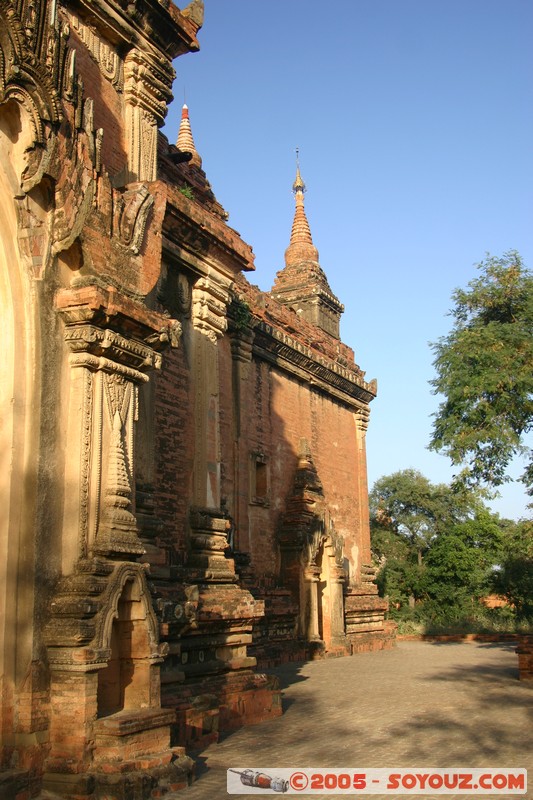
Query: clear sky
165,0,533,520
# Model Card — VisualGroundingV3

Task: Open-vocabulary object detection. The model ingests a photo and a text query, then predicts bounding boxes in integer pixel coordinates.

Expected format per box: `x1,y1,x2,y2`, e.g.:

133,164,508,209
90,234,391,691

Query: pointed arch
95,564,162,717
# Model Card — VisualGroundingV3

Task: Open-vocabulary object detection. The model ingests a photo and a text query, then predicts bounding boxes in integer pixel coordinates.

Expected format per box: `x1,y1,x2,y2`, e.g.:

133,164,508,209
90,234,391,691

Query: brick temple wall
220,359,365,579
152,341,195,558
0,0,390,795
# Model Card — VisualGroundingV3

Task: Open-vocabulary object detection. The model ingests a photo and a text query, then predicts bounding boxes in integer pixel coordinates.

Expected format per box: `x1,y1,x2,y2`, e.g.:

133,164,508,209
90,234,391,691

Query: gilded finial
293,146,306,195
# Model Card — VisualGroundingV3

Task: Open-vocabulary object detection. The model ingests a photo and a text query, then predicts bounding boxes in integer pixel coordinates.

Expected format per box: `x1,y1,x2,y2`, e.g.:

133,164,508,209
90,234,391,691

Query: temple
0,1,393,797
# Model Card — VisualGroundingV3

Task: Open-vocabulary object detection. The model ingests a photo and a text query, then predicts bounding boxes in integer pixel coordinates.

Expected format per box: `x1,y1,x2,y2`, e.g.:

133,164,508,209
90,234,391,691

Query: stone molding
229,328,254,363
187,506,236,583
56,284,182,349
64,324,163,376
162,193,254,277
253,320,377,408
355,407,370,436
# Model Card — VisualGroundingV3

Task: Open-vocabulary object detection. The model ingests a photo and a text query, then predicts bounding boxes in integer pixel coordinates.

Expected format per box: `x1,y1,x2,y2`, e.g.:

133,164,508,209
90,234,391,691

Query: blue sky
165,0,533,520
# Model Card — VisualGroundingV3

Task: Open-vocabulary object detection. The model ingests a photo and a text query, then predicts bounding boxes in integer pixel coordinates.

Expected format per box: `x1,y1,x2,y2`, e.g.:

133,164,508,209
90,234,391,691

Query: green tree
493,519,533,620
370,468,481,565
369,469,483,611
370,523,421,609
420,512,504,619
429,251,533,495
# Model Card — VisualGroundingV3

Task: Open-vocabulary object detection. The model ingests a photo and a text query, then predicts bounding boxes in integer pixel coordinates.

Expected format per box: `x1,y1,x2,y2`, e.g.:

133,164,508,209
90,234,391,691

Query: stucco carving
0,1,64,129
124,47,174,182
79,368,94,559
45,560,163,668
98,563,162,662
64,325,163,374
355,408,370,436
0,2,103,279
192,276,231,342
67,10,124,89
98,375,137,546
60,320,164,560
113,184,155,253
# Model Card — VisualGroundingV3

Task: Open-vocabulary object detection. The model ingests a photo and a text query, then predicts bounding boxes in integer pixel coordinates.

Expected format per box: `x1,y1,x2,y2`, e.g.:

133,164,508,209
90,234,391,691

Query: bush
385,599,532,635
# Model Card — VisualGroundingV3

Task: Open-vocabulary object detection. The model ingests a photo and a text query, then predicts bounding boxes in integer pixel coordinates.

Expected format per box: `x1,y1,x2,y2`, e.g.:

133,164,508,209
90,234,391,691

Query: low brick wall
397,633,521,643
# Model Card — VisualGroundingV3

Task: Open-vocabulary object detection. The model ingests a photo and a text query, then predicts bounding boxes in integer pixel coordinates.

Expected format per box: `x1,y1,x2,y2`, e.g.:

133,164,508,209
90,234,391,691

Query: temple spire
285,154,318,265
271,153,344,339
176,103,202,167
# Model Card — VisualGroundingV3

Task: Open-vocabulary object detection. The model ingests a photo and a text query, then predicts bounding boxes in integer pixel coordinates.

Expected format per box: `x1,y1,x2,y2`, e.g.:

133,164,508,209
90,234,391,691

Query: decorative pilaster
355,407,372,567
57,308,171,567
191,275,231,509
123,47,174,182
330,561,348,644
228,301,255,552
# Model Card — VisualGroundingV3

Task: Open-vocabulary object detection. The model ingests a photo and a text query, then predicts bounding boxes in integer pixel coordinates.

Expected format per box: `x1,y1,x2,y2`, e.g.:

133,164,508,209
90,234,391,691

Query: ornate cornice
162,192,254,277
252,320,377,408
64,324,162,379
69,0,202,61
55,284,182,352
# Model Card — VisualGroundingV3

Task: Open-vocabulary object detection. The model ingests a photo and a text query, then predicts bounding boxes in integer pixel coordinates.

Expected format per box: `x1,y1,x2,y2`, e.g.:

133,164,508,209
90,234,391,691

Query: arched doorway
278,444,348,654
305,530,345,651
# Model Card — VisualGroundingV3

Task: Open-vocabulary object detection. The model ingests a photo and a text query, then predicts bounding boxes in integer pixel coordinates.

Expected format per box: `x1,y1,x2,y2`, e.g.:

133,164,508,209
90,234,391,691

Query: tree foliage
370,469,485,611
420,513,504,617
493,519,533,620
429,251,533,495
370,468,482,562
368,470,532,629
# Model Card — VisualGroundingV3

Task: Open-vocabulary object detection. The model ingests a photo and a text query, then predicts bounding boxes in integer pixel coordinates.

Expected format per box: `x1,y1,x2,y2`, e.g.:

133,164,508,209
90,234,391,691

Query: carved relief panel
67,11,124,90
61,324,163,571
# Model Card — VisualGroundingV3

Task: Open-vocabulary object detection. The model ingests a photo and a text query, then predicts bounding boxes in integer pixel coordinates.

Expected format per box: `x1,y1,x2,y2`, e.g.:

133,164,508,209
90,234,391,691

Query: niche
250,452,269,505
97,578,152,717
